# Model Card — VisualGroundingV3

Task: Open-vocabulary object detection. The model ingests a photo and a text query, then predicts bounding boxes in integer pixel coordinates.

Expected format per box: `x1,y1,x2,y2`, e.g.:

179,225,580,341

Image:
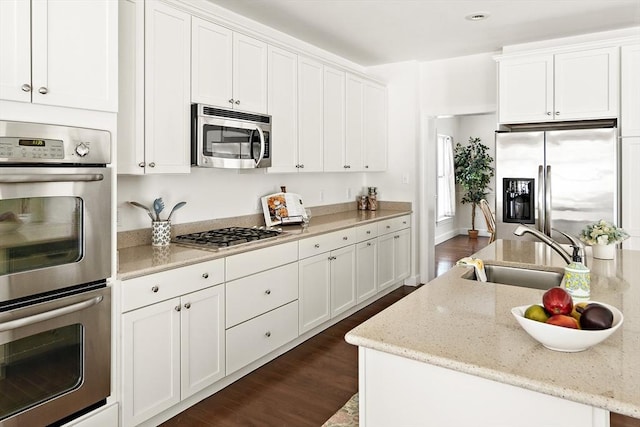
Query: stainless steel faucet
513,224,586,266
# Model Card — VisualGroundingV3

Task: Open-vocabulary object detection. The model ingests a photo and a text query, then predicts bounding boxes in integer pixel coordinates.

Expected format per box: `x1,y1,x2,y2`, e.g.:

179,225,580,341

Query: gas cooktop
173,226,283,250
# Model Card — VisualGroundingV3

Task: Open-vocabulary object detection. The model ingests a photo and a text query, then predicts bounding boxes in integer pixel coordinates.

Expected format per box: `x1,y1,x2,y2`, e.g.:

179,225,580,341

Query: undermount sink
462,264,563,290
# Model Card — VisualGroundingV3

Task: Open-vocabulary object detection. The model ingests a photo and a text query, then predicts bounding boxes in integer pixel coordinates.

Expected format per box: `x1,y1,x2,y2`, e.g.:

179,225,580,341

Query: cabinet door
345,74,365,171
299,253,331,333
554,47,618,120
377,232,395,291
363,81,387,171
394,228,411,282
267,46,299,173
191,17,233,107
356,239,377,303
330,245,356,317
181,285,226,399
498,54,553,123
233,33,267,113
323,66,346,172
621,44,640,137
298,56,324,172
122,298,181,426
31,0,117,111
621,137,640,250
0,0,31,103
144,0,191,173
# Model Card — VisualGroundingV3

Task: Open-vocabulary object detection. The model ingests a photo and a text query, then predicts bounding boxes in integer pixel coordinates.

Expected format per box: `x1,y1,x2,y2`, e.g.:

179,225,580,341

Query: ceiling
205,0,640,66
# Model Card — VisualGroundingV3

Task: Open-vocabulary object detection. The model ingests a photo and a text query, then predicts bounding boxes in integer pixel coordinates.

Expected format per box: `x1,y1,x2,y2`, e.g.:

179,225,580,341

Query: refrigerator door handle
545,165,552,236
538,165,544,232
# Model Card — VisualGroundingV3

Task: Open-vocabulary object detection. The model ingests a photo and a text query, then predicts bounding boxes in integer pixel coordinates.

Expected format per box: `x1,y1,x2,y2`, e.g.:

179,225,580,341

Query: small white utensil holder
151,220,171,246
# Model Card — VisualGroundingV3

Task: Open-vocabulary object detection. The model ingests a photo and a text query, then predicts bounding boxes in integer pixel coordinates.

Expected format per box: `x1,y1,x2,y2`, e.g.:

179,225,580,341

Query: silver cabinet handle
138,162,145,168
0,296,103,332
184,302,191,309
402,221,407,225
366,230,371,234
175,305,181,311
148,162,156,168
314,243,320,248
38,86,48,94
366,242,372,247
343,236,348,240
295,164,300,168
202,273,209,279
151,286,159,293
265,331,271,337
235,100,240,105
365,165,369,169
546,112,552,116
394,235,400,239
265,289,271,295
386,225,391,229
555,111,560,115
21,83,32,92
299,164,304,168
228,98,234,104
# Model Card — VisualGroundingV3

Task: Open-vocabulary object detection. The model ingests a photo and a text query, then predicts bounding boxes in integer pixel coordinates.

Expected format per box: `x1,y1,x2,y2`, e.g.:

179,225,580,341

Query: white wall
433,117,458,244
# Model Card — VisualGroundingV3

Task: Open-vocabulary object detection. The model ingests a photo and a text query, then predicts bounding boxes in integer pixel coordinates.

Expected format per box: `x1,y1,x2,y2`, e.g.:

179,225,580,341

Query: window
436,134,455,222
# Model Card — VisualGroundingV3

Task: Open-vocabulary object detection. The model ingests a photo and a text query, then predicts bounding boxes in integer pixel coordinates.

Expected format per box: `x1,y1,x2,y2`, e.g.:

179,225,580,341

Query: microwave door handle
254,126,266,166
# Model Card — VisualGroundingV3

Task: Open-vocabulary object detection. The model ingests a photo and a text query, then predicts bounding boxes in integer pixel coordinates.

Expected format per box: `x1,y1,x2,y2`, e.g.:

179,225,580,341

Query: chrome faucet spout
513,224,575,265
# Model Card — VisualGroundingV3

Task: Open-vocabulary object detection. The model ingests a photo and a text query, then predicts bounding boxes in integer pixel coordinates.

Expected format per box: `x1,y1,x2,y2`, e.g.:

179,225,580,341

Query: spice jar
367,187,378,211
358,195,368,210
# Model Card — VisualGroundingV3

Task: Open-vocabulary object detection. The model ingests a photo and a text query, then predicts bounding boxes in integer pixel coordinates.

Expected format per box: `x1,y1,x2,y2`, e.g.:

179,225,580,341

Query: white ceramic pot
592,244,615,260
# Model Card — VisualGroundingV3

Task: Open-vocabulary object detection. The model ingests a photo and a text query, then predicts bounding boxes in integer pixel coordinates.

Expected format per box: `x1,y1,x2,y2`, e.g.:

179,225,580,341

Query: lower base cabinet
356,239,377,303
377,228,410,290
122,285,225,426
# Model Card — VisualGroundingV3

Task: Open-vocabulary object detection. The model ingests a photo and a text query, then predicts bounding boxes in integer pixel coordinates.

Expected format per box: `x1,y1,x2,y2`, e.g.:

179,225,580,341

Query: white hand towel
456,257,487,282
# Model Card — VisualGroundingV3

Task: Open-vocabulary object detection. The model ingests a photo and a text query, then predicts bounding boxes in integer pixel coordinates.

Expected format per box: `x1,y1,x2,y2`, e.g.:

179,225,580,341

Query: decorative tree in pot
454,137,494,238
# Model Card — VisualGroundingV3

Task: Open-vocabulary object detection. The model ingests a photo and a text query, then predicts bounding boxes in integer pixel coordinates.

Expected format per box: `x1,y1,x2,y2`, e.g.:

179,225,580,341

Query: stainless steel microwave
192,104,271,169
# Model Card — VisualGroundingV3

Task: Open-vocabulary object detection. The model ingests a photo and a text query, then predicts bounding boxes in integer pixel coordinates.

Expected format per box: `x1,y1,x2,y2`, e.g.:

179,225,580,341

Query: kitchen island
346,240,639,426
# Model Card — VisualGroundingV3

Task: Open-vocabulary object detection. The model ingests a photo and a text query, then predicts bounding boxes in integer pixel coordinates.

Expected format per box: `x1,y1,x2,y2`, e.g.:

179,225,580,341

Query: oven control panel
0,138,65,160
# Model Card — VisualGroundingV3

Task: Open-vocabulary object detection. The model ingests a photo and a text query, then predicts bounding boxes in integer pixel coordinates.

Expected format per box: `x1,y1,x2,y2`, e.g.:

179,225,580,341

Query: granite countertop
345,240,640,419
117,208,411,280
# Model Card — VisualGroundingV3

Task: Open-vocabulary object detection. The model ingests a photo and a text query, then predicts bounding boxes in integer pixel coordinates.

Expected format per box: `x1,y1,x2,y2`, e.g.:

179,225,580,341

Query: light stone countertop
117,208,411,280
345,239,640,419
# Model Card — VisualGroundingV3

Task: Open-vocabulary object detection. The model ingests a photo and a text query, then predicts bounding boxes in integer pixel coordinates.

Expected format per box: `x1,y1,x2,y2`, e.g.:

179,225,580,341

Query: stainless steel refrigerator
495,121,619,242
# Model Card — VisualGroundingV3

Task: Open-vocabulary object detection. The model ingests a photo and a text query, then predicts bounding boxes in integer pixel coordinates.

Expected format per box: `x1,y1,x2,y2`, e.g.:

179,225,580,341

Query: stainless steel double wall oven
0,121,112,426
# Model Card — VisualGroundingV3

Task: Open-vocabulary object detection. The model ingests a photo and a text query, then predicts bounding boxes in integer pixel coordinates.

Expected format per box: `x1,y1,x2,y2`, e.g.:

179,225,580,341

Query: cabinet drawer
356,223,378,242
122,259,224,312
377,215,410,235
226,301,299,375
226,241,298,281
299,228,356,259
226,262,298,328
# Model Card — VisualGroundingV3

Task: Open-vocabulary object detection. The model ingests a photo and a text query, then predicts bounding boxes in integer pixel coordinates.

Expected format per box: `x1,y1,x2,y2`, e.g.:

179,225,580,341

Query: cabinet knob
148,162,156,168
184,302,191,309
546,112,552,116
343,236,348,240
138,162,145,168
366,242,372,247
386,225,391,229
235,100,240,105
365,165,369,169
151,285,159,293
295,164,300,168
202,272,209,279
175,305,181,312
366,230,371,234
38,86,48,94
265,289,271,295
265,331,271,337
314,243,320,248
394,235,400,239
402,221,407,225
555,111,560,115
228,98,234,104
21,83,32,92
299,164,304,168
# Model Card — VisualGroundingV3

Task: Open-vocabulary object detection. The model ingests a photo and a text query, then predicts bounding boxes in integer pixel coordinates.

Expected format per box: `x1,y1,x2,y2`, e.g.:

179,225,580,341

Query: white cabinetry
344,74,365,171
191,17,267,113
121,259,225,426
0,0,117,111
621,44,640,137
296,57,324,172
498,47,618,123
299,228,357,333
377,216,411,291
323,66,346,172
118,0,191,174
356,223,379,303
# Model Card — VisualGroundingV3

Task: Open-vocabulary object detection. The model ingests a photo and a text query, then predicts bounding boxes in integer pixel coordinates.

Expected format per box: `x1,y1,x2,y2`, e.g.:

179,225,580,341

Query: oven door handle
0,173,104,183
0,295,103,332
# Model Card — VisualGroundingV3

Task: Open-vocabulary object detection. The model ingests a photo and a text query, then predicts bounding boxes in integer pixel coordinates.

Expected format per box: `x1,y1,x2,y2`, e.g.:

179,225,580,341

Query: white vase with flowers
579,220,629,260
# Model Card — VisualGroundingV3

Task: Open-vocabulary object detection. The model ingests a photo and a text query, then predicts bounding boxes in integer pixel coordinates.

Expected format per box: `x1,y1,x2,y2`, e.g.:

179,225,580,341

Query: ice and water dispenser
503,178,535,223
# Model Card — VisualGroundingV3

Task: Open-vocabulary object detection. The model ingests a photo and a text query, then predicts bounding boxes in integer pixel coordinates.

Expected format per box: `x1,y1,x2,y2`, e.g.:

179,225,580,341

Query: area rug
321,393,359,427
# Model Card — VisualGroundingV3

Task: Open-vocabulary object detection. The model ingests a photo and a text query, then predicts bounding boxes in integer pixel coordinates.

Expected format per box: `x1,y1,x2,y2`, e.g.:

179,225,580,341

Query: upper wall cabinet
118,0,191,174
191,17,267,114
0,0,117,112
498,47,619,123
621,44,640,137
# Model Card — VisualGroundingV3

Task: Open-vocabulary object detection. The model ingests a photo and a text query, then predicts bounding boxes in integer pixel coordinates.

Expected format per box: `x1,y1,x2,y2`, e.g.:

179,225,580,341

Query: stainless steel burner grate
173,226,282,249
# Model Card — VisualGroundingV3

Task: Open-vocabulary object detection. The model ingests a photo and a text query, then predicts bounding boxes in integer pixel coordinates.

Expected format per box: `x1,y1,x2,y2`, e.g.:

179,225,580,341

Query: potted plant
579,220,629,260
453,137,494,238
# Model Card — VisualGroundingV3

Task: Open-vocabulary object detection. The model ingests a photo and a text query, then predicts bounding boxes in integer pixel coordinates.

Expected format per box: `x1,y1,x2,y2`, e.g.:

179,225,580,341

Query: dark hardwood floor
163,235,639,427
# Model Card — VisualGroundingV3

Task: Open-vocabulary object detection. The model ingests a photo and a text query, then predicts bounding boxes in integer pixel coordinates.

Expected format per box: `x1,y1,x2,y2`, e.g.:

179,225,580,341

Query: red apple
546,314,579,329
542,287,573,315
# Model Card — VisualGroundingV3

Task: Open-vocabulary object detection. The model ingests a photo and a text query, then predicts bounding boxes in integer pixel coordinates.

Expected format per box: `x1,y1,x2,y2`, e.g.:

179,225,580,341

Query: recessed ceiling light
465,12,490,21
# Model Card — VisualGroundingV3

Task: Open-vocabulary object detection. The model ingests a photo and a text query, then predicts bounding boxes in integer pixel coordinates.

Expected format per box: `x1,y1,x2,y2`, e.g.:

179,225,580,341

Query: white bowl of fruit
511,288,623,352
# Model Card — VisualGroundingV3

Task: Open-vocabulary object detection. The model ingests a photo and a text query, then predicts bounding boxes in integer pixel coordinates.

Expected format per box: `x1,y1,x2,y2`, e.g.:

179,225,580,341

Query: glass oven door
0,285,111,426
0,167,111,303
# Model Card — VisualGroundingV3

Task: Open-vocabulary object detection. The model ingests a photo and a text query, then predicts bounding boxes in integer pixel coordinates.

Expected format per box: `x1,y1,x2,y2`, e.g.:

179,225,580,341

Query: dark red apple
542,287,573,315
546,314,579,329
